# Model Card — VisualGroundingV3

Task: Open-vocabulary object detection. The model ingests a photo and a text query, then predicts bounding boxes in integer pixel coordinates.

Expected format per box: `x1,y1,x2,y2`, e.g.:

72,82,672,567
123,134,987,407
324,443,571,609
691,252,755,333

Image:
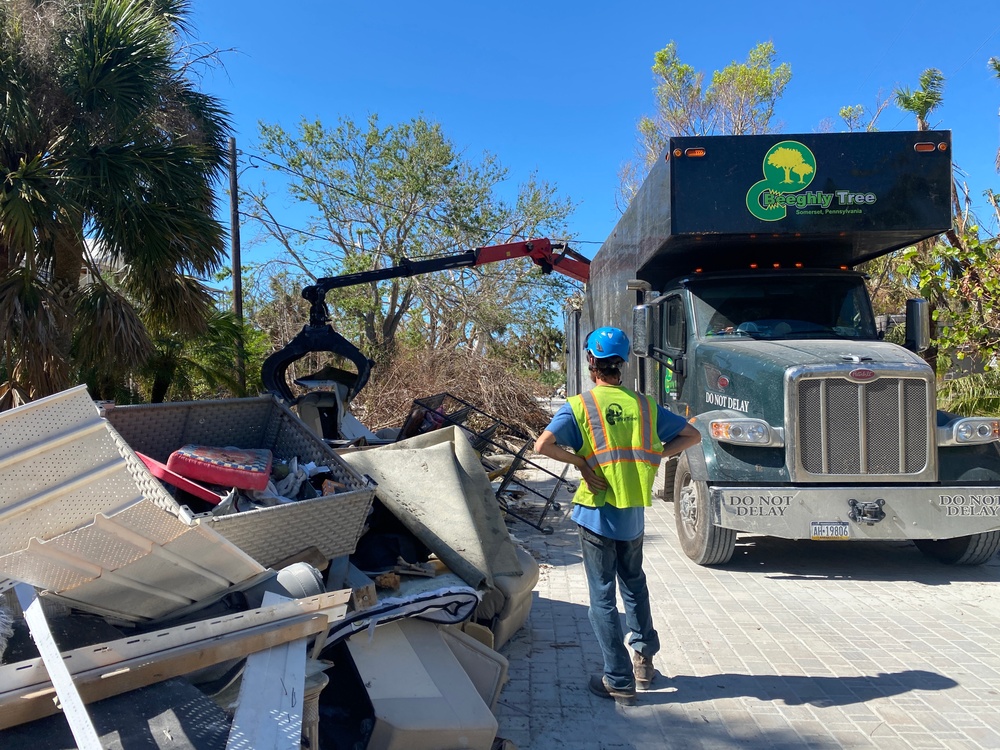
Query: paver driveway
496,459,1000,750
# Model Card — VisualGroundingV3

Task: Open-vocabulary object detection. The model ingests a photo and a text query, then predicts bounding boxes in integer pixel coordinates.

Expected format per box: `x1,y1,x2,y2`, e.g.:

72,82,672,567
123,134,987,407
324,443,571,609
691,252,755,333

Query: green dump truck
567,130,1000,565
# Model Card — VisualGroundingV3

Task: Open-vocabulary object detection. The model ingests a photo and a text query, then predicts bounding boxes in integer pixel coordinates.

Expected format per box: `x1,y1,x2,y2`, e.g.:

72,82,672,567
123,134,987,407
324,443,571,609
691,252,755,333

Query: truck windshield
689,275,877,341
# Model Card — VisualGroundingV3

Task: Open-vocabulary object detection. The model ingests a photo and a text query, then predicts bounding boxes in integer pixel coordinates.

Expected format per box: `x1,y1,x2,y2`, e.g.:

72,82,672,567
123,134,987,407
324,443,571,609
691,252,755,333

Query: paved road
496,459,1000,749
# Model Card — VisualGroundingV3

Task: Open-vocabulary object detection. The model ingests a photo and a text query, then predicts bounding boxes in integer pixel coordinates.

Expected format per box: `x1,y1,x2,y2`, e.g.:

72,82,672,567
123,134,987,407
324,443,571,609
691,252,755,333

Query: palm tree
894,68,945,131
893,69,948,374
0,0,231,409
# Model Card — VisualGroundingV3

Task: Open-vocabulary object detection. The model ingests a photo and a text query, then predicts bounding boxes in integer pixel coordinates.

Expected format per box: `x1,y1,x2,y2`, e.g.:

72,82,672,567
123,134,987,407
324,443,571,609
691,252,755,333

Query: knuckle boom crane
261,238,590,406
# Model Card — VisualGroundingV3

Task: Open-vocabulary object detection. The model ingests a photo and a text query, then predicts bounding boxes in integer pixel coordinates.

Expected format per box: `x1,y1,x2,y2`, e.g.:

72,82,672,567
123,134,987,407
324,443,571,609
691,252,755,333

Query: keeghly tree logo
746,141,817,221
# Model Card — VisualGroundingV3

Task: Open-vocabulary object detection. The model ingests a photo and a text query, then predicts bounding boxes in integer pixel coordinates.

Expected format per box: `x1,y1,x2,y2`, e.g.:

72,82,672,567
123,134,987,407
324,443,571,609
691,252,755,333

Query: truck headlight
950,418,1000,444
710,418,782,447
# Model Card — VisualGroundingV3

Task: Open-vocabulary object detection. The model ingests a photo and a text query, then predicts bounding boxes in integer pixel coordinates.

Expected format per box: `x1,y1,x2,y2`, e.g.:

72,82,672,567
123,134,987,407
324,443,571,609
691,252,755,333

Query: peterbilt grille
797,377,929,475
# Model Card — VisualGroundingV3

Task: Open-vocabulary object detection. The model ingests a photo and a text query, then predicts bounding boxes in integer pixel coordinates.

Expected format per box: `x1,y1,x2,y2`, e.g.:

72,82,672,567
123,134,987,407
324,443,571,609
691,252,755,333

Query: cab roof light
684,147,706,158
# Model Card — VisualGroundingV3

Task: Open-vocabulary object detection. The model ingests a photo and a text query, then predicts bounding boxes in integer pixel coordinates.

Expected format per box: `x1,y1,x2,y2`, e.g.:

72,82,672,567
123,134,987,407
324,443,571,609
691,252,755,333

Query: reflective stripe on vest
580,390,663,467
569,386,664,509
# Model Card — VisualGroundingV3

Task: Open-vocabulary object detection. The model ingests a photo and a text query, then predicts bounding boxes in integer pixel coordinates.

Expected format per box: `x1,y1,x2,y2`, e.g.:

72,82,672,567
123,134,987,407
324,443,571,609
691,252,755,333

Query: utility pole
229,137,246,394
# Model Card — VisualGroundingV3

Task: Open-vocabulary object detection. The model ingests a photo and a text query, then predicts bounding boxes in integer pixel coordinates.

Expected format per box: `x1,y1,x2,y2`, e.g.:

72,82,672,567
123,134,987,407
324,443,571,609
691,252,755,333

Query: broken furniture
339,426,538,650
345,618,500,750
397,392,569,534
104,394,375,569
0,388,530,747
472,542,539,650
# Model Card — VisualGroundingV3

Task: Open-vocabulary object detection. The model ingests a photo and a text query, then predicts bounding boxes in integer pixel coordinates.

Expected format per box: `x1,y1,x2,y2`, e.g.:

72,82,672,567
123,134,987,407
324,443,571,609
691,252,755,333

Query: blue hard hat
585,327,630,360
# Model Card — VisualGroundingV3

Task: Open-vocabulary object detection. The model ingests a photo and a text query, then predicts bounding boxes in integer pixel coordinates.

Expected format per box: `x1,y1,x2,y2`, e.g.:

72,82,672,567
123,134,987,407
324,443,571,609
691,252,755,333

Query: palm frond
71,281,154,375
0,270,72,399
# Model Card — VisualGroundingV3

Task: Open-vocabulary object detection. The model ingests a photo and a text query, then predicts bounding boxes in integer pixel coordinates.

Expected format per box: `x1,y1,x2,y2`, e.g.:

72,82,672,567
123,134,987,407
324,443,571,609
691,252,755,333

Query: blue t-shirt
543,391,690,541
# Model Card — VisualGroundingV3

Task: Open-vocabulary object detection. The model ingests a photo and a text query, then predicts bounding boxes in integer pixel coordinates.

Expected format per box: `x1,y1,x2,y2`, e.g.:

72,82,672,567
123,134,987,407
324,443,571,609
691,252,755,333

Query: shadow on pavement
643,668,958,707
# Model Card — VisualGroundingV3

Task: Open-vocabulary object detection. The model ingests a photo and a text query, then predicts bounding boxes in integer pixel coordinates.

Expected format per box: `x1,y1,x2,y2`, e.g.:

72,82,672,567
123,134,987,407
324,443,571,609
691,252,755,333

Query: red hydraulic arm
471,238,590,283
303,238,589,326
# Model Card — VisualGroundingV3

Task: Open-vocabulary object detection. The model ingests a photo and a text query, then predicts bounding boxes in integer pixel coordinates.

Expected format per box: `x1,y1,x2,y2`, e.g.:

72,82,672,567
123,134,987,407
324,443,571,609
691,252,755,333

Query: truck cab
570,130,1000,566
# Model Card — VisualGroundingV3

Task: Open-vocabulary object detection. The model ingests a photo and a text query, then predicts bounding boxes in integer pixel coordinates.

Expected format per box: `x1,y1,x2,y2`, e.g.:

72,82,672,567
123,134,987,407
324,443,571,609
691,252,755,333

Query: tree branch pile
353,348,553,440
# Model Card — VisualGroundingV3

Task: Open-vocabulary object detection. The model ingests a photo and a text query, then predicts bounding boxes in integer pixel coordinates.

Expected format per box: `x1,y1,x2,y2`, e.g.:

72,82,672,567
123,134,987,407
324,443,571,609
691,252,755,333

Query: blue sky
191,1,1000,260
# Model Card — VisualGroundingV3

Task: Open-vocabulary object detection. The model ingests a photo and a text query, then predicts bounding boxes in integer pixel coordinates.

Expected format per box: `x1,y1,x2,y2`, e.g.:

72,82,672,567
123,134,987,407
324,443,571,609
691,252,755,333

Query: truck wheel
914,532,1000,565
655,458,677,502
673,453,736,565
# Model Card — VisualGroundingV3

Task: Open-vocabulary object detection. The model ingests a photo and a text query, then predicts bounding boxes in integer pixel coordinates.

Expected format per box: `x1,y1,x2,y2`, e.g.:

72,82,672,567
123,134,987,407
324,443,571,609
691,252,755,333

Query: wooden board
0,614,326,730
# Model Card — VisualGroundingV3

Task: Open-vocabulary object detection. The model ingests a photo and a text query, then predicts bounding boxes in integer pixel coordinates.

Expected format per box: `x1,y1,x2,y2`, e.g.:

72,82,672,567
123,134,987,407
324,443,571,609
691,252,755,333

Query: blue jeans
579,524,660,691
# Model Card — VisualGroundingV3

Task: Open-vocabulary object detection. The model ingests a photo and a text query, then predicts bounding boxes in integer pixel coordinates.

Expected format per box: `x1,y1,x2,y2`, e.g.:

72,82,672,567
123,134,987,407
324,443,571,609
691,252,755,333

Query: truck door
660,294,688,410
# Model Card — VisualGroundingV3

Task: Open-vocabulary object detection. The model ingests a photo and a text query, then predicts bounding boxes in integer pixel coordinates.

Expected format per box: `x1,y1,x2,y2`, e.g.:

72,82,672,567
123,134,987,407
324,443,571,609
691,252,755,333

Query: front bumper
711,486,1000,540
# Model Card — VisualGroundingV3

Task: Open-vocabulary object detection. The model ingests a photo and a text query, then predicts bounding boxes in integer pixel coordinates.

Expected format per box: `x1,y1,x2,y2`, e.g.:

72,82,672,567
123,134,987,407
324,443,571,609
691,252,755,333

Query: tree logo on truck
746,141,818,222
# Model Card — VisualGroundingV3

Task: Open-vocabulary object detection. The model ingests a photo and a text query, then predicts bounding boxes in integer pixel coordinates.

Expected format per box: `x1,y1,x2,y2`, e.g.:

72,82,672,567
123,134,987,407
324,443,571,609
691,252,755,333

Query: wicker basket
105,396,374,568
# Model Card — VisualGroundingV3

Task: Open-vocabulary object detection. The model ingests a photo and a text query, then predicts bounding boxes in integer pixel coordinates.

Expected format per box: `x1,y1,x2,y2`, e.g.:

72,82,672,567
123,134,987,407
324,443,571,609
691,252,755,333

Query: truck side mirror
632,304,653,358
904,298,930,353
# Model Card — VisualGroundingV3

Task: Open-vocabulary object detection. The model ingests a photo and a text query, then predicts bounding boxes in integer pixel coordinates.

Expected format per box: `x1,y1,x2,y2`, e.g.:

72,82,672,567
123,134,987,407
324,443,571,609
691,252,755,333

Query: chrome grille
796,376,930,476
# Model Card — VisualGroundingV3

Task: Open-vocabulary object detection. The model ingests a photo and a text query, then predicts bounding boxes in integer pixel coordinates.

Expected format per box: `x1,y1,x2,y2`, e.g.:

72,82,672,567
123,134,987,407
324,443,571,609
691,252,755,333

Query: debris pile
0,385,547,749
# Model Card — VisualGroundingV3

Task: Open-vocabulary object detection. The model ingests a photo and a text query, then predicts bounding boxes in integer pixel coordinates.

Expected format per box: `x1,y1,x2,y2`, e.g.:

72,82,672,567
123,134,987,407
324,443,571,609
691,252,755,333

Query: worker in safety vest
534,326,700,705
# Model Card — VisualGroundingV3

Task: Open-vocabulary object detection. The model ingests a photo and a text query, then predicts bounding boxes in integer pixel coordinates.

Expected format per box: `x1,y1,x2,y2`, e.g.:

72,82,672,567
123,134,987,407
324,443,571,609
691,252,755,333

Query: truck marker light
947,418,1000,445
938,142,948,151
914,142,936,153
718,376,729,388
694,267,703,273
749,263,758,269
773,263,781,268
684,148,706,158
794,263,803,268
672,149,682,158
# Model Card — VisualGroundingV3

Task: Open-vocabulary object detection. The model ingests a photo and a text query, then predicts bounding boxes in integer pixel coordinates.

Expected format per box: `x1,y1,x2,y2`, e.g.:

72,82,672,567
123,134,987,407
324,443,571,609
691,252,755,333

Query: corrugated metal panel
0,386,265,622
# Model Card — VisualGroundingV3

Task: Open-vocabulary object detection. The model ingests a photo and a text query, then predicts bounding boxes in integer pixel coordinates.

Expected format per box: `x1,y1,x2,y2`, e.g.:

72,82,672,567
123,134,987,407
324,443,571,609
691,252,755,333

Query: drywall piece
346,618,497,750
225,593,307,750
14,584,101,750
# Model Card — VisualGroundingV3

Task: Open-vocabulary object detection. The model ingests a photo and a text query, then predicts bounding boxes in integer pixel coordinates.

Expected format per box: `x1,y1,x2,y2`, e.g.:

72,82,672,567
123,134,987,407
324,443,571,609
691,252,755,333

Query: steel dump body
570,130,1000,563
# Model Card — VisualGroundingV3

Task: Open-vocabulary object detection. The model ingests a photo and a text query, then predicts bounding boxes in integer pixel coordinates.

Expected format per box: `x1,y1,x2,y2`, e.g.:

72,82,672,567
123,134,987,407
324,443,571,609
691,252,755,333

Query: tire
914,531,1000,565
655,457,678,502
673,452,736,565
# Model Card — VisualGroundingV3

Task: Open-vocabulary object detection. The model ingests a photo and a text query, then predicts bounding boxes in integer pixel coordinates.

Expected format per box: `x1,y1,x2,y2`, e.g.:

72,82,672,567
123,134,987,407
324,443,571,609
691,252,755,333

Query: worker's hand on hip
580,464,607,492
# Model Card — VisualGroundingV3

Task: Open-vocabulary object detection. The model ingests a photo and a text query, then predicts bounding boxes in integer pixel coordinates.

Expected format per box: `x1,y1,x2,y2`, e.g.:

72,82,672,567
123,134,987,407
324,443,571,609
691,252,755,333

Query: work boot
588,674,636,706
632,652,655,690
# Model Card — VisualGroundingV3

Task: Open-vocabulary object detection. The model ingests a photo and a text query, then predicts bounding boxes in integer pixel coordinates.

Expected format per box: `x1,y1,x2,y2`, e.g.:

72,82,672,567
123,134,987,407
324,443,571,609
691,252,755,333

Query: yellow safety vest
569,386,664,509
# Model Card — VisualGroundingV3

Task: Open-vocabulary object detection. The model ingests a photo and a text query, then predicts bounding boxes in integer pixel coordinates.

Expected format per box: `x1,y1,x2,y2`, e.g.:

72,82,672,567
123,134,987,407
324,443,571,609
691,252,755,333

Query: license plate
811,521,849,540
